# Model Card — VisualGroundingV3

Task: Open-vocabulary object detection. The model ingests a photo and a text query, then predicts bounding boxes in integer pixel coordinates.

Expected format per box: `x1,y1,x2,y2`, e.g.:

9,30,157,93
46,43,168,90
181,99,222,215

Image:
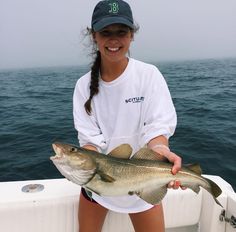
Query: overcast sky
1,0,236,69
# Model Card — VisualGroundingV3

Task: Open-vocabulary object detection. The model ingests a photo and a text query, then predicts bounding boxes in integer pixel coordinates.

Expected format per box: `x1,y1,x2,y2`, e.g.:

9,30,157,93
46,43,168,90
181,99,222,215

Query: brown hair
84,50,101,115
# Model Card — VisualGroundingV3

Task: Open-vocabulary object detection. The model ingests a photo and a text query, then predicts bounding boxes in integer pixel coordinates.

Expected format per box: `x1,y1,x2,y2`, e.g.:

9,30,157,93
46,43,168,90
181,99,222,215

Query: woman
73,1,183,231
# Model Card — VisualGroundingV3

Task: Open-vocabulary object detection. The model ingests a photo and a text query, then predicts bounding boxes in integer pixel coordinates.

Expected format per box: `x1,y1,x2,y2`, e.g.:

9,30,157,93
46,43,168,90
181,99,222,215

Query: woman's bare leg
129,203,165,232
78,193,108,232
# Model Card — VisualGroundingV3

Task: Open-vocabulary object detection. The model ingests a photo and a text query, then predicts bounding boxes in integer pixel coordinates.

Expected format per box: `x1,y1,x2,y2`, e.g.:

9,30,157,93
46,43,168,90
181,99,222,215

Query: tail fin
204,177,223,207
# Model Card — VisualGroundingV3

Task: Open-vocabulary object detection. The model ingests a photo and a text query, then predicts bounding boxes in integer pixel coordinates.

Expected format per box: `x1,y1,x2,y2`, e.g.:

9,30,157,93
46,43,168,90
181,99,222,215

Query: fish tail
204,177,222,207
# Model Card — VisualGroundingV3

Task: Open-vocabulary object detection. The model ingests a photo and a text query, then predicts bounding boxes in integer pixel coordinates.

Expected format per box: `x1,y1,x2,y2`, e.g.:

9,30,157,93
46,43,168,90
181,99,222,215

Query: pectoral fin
97,171,116,182
138,186,168,205
108,144,132,159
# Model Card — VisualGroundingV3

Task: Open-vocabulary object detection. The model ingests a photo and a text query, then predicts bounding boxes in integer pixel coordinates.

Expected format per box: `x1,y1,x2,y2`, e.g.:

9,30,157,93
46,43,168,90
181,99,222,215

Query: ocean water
0,58,235,191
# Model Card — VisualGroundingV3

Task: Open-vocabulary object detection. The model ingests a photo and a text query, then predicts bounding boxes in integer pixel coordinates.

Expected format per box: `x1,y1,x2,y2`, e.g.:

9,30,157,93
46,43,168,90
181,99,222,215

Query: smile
107,47,120,52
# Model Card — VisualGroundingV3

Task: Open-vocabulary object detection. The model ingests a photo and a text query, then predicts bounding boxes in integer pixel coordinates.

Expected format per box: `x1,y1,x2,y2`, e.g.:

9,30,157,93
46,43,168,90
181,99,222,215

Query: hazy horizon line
1,55,235,72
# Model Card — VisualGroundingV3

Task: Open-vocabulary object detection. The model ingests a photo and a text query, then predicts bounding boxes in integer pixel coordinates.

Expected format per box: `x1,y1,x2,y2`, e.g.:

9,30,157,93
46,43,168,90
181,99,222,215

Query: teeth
107,47,119,52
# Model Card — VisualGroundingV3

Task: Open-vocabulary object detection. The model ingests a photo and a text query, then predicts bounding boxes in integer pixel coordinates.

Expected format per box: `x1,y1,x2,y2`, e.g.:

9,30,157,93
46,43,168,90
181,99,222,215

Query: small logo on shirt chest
125,97,145,104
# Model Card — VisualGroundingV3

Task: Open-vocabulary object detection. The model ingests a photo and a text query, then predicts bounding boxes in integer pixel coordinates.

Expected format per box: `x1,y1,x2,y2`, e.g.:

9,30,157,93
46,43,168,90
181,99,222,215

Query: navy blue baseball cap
91,0,134,32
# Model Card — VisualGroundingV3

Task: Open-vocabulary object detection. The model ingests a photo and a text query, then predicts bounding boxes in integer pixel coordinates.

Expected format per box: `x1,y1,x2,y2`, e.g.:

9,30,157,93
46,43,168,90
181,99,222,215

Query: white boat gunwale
0,175,235,232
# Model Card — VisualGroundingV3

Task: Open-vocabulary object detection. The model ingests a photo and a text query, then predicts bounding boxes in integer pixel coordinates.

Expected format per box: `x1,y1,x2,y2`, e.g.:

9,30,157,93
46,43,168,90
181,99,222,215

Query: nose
107,37,120,46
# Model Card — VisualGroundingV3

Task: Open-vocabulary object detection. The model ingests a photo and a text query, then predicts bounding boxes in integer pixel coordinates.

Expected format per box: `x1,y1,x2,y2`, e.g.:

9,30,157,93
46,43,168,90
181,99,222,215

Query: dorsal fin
185,163,202,175
108,144,132,159
132,148,166,161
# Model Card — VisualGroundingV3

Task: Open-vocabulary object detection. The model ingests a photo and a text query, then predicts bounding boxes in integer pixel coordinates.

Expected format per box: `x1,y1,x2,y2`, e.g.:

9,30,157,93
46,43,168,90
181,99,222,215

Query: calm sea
0,58,235,191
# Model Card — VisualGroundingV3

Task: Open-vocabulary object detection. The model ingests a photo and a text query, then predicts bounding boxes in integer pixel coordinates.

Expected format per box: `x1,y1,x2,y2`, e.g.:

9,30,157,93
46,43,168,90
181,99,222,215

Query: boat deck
0,176,235,232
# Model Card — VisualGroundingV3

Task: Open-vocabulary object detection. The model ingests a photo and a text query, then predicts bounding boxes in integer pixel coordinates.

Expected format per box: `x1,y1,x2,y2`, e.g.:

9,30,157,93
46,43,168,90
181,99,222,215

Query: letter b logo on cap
109,2,119,13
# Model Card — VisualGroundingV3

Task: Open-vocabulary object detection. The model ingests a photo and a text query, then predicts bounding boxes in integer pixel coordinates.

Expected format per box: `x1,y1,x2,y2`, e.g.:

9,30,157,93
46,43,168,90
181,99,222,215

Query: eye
98,29,130,37
99,30,111,37
117,30,129,37
70,147,78,152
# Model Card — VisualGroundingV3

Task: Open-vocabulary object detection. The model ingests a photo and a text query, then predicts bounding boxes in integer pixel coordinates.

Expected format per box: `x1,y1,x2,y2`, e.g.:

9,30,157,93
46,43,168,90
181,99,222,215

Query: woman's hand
153,145,186,190
154,145,182,174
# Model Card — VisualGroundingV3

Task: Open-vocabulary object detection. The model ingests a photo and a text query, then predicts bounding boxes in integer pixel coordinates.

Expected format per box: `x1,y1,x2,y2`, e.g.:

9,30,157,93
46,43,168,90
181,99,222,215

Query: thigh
129,203,165,232
78,192,108,232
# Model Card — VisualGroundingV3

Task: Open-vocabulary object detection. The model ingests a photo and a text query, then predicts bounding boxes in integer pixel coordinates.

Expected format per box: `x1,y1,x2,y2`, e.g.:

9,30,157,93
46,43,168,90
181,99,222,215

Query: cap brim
93,16,134,32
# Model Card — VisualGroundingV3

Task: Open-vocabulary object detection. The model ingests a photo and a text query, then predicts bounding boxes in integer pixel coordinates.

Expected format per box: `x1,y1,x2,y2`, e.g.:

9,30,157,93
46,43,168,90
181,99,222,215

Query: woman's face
93,24,133,63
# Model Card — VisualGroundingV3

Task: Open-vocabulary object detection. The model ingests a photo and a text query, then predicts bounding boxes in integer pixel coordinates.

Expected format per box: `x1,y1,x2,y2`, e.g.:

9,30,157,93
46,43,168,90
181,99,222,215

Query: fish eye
70,147,78,152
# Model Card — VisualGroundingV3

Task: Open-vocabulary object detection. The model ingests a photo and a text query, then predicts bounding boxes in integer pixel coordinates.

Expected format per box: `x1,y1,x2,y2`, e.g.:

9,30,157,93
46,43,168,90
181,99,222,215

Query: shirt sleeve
140,67,177,145
73,78,107,151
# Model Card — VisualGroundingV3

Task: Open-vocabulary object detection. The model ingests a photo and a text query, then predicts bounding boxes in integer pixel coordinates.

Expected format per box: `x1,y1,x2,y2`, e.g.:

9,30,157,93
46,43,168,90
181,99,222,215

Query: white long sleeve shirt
73,58,177,213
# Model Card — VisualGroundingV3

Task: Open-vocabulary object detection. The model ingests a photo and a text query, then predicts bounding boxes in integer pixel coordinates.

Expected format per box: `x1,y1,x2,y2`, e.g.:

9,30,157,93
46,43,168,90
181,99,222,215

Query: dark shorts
81,188,98,204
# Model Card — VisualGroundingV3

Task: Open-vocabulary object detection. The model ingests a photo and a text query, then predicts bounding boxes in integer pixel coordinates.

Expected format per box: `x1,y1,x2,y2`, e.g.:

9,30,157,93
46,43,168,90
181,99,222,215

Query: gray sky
1,0,236,69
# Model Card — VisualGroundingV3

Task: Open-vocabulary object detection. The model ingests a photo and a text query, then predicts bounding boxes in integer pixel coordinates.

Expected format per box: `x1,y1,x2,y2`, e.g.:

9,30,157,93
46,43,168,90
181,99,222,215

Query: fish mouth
50,143,64,161
50,154,61,161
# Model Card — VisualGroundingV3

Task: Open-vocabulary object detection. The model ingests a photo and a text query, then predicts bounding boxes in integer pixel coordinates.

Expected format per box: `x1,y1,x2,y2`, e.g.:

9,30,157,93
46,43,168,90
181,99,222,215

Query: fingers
171,155,182,175
167,180,187,190
152,146,186,190
151,146,182,174
168,180,180,189
164,151,182,175
161,150,186,190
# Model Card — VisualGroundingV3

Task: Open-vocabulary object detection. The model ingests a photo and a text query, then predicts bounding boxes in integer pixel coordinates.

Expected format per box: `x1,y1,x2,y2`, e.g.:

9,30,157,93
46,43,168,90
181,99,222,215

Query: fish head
51,143,95,170
50,143,97,185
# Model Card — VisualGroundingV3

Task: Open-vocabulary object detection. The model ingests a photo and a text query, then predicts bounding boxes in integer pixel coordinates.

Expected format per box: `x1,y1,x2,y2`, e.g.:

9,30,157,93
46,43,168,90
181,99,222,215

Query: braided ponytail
84,51,101,115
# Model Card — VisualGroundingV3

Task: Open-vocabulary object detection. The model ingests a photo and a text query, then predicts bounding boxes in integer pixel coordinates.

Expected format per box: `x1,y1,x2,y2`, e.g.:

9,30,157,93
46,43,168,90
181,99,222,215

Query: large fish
50,142,222,206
